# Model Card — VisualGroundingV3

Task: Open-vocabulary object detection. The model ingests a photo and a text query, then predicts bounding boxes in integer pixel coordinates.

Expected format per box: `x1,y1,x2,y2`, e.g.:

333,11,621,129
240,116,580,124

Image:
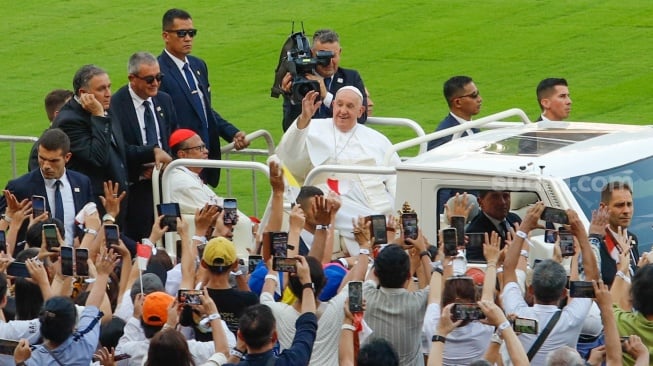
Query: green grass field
1,0,652,214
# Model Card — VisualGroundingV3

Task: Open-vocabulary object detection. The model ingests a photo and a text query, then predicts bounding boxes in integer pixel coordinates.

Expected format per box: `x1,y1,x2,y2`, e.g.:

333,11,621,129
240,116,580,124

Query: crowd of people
0,5,650,366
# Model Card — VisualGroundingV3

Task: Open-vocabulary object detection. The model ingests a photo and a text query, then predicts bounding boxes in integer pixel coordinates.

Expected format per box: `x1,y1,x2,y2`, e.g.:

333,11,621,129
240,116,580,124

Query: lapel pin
337,78,343,83
74,187,80,192
156,106,162,112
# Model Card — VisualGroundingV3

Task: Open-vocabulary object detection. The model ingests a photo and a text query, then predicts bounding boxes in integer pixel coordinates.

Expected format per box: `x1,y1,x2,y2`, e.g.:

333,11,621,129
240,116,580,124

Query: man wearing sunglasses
158,8,249,188
427,75,483,151
111,51,177,240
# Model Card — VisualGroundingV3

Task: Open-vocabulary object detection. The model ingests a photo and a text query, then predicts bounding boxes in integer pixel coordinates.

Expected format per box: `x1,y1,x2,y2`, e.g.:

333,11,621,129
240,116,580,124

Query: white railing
0,135,38,178
219,129,276,216
366,117,427,155
383,108,532,165
304,165,396,186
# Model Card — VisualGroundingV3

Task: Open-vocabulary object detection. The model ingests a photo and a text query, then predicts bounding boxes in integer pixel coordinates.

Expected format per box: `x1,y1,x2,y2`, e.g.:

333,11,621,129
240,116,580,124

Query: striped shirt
362,280,429,366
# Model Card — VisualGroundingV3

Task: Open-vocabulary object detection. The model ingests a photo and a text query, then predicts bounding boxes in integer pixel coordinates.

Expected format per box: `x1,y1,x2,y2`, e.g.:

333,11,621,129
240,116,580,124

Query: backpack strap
527,310,561,361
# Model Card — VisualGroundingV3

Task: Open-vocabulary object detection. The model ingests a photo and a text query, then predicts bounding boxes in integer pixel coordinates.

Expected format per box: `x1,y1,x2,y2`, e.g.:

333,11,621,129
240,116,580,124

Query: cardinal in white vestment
276,86,401,255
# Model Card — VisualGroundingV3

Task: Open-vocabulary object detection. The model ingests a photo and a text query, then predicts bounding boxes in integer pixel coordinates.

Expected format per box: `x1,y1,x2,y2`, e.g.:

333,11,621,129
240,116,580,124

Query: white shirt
260,288,348,366
128,86,161,147
501,281,592,366
277,118,401,254
422,303,493,365
449,112,476,137
43,170,75,245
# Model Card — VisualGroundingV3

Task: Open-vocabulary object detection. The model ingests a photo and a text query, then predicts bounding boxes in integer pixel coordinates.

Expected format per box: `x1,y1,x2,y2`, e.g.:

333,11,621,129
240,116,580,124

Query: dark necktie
142,100,158,146
54,180,64,222
320,77,332,115
182,63,209,143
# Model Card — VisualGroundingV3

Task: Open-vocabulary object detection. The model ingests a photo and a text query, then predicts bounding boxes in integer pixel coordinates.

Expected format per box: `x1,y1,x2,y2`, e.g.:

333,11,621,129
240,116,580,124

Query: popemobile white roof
398,120,653,179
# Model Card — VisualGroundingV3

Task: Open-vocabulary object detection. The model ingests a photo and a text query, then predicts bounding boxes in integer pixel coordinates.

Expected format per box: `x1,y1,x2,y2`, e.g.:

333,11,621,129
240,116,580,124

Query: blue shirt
224,312,318,366
25,306,101,366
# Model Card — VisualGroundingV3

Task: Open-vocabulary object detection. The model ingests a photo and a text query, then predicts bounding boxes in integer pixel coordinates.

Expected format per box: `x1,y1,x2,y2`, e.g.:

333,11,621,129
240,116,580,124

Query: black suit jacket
281,67,367,131
52,98,129,221
427,113,480,151
465,211,522,261
598,232,640,286
0,168,93,241
158,51,240,187
110,85,176,183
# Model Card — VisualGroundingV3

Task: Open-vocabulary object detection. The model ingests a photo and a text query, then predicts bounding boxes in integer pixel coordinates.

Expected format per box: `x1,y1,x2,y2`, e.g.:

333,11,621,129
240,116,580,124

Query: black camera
286,35,333,104
271,23,334,105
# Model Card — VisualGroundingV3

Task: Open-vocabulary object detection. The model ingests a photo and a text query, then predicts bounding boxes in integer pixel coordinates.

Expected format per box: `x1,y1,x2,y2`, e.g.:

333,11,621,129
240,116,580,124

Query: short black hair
632,264,653,316
536,78,568,110
374,244,410,288
100,316,126,349
296,186,324,205
358,338,399,366
239,304,276,349
25,218,65,248
288,256,326,299
443,76,473,107
39,128,71,155
162,8,192,30
44,89,73,122
40,296,78,344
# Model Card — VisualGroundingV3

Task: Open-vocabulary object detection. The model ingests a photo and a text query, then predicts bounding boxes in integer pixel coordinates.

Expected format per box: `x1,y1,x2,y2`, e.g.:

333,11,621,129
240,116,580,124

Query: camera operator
280,29,368,131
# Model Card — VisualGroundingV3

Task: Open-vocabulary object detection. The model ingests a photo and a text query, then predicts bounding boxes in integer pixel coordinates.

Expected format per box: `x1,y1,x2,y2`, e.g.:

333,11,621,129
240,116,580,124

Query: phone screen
442,228,458,256
31,195,46,217
558,229,575,257
43,224,59,250
401,213,418,241
273,257,297,273
157,203,180,231
540,207,569,225
178,289,203,305
513,317,538,334
270,232,288,257
544,229,559,244
348,281,363,312
450,216,466,246
60,246,74,276
7,262,30,278
0,338,19,355
76,248,89,277
104,224,120,248
368,215,387,244
0,230,6,253
223,198,238,225
248,255,263,273
452,303,486,321
569,281,595,298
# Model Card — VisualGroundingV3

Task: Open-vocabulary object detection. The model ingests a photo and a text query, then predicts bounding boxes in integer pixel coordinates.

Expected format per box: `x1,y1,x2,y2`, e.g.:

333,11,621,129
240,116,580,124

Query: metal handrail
0,135,38,178
383,108,532,165
304,164,396,186
219,130,275,215
366,117,427,155
220,129,275,155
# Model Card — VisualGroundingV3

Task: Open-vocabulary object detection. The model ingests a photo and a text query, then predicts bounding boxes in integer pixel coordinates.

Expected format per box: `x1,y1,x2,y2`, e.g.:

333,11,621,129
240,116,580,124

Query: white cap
335,86,363,101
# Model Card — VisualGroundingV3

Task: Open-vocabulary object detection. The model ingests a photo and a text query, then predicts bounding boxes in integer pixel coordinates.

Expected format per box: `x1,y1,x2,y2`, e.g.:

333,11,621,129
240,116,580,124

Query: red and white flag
136,243,152,270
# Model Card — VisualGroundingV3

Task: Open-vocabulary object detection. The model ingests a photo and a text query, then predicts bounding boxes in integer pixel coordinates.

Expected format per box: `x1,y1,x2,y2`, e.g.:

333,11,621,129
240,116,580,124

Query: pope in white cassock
276,86,401,255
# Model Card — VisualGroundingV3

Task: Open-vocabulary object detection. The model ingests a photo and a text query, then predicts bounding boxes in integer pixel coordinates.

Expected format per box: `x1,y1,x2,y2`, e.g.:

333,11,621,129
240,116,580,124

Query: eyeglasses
456,91,481,100
133,73,164,84
181,144,207,152
166,29,198,38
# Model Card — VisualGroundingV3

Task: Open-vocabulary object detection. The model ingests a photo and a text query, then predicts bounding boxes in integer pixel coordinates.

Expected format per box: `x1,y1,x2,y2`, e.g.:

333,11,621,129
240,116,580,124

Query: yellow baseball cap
202,237,237,267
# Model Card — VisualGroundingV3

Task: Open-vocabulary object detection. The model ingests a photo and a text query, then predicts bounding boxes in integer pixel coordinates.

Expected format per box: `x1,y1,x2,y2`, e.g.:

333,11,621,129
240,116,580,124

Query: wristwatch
0,214,11,223
588,234,602,247
316,224,330,230
207,312,221,321
431,334,446,343
102,213,116,223
302,282,315,292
